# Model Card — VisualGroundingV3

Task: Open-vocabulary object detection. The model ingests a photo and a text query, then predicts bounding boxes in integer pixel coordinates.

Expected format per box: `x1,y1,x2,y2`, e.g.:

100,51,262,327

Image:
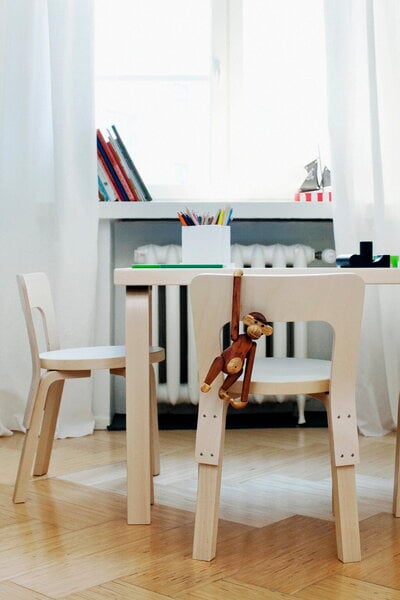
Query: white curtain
324,0,400,435
0,0,99,437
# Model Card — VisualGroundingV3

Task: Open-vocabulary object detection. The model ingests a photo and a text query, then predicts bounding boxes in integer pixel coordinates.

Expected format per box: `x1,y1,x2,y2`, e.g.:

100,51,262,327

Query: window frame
95,0,328,202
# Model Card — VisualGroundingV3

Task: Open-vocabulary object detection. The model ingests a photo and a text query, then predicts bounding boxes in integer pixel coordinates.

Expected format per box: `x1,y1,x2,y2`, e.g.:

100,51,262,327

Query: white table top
114,267,400,287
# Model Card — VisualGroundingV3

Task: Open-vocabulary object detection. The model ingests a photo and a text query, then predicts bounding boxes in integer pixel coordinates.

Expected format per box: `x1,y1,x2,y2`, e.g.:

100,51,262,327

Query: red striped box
294,191,332,202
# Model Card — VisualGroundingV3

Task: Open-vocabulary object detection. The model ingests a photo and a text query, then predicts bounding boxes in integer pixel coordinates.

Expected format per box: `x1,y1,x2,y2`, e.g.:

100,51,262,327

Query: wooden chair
13,272,165,504
190,272,365,563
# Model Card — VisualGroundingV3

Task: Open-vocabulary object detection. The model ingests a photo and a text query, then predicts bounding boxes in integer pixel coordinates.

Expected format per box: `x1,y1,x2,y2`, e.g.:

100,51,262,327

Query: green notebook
131,264,224,269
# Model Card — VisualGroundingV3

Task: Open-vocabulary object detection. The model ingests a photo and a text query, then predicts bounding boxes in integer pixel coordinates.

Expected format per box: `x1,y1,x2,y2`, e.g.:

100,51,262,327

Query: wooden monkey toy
200,270,273,409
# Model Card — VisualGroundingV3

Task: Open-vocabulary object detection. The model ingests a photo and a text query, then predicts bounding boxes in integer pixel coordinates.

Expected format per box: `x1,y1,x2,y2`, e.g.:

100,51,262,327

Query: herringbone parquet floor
1,427,400,599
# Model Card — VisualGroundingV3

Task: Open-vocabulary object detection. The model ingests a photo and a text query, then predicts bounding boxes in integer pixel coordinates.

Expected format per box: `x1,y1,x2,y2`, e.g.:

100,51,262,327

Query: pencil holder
181,225,231,265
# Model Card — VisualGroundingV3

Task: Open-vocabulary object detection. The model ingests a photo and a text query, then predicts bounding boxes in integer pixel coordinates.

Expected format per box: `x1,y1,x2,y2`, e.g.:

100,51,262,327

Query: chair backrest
190,273,365,465
17,272,60,354
17,273,60,426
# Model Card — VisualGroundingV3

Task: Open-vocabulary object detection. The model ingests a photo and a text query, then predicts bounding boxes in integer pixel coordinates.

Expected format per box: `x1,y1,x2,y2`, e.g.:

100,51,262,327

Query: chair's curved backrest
17,273,60,426
17,273,60,354
190,272,365,466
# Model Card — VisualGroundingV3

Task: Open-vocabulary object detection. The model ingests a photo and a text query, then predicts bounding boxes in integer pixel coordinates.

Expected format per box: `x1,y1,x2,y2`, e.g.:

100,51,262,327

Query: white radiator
133,243,335,423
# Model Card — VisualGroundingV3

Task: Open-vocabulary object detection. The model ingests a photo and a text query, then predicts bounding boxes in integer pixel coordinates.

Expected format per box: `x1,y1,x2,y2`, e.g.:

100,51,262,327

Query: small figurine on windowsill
200,270,273,409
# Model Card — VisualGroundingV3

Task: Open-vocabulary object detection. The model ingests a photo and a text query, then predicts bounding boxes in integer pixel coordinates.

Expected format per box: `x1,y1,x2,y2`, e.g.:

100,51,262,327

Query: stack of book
97,125,152,202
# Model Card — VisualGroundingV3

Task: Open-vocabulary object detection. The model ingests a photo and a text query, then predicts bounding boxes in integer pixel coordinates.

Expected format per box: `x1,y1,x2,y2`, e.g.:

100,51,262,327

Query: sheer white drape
0,0,98,437
324,0,400,435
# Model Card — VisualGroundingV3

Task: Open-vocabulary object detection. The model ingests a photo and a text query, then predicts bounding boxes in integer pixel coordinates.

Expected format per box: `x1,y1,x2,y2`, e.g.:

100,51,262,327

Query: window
95,0,329,200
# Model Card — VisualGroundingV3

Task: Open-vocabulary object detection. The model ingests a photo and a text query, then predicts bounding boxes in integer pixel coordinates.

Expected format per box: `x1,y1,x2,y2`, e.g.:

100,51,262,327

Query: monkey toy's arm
200,356,224,393
200,269,243,393
230,269,243,342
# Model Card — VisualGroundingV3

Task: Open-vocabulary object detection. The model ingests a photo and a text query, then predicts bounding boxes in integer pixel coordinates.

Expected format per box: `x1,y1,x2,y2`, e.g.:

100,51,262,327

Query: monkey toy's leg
229,342,257,409
218,369,244,400
200,356,224,393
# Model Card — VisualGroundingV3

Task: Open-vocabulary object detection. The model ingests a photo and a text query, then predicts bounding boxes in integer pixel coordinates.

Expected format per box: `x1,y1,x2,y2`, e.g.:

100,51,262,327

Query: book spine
107,135,145,202
97,130,133,201
97,149,123,201
107,140,140,201
98,175,109,201
111,124,152,201
97,156,120,201
97,139,128,201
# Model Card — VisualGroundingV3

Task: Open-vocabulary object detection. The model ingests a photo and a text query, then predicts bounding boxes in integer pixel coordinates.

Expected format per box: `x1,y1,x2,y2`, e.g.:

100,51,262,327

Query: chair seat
40,345,165,370
230,357,331,396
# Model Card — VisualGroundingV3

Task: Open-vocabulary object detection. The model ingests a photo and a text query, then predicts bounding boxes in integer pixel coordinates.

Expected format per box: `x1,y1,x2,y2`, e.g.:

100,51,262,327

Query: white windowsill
98,200,333,220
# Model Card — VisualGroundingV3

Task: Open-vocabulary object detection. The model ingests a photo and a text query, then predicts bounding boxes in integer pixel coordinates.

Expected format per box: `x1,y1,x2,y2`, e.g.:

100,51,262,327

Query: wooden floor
1,427,400,599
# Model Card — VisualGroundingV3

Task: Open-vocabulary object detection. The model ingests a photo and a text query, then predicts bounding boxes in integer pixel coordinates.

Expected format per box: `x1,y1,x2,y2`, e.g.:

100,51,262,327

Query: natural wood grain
0,581,48,599
64,580,171,599
294,574,400,600
10,519,247,598
33,380,64,476
190,273,365,563
339,545,400,590
120,519,252,596
394,400,400,516
0,520,64,554
15,272,164,516
1,428,400,599
176,578,293,599
125,288,151,524
332,465,360,562
228,515,340,594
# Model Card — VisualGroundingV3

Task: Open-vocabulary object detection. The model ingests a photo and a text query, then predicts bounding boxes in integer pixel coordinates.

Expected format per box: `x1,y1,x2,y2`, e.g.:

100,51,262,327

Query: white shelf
98,200,333,220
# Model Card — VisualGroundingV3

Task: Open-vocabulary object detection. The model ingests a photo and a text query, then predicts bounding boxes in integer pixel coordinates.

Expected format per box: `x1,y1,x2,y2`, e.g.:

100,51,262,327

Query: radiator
133,243,335,423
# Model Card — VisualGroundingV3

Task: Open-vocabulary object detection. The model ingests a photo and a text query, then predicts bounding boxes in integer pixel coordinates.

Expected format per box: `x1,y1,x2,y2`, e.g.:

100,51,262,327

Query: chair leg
192,394,227,561
331,464,361,562
393,398,400,516
149,365,160,477
13,372,62,503
297,394,306,425
193,462,224,561
33,380,64,476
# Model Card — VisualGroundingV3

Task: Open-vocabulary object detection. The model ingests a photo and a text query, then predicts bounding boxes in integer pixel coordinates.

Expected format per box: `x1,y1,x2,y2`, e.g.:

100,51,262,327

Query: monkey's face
246,323,263,339
243,313,273,339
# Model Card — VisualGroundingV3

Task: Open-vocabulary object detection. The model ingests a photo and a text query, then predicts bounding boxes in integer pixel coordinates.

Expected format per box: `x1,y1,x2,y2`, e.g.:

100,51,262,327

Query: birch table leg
125,286,151,524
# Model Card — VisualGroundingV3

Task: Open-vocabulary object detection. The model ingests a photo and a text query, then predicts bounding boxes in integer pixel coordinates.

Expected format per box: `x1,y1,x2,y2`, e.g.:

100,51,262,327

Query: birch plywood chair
13,272,165,504
190,272,365,563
